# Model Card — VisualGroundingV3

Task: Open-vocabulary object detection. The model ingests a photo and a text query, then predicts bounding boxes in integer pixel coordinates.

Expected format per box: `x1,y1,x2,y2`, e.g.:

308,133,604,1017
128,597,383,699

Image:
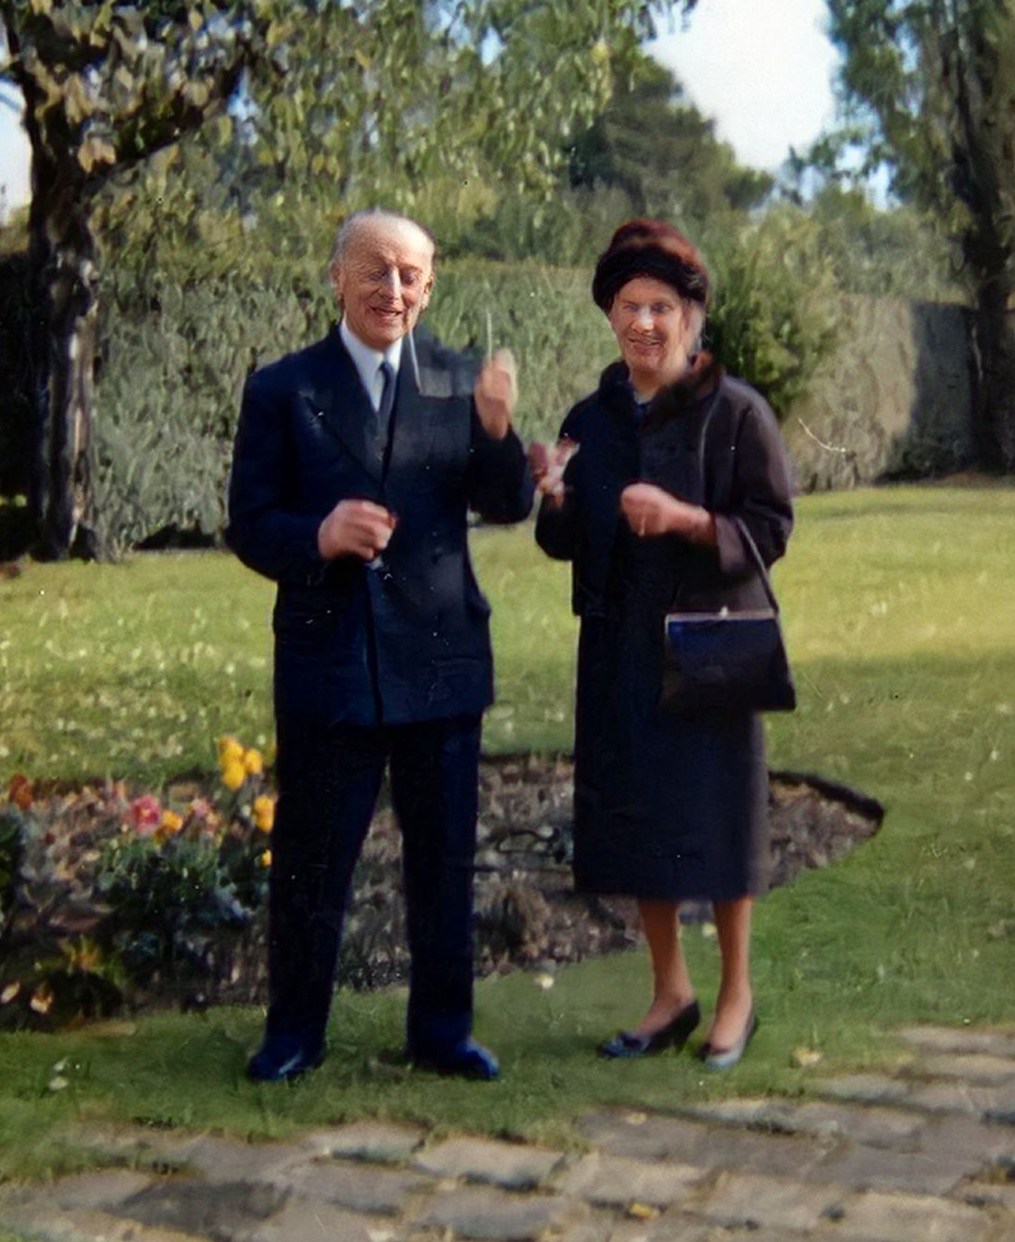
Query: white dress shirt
340,319,403,412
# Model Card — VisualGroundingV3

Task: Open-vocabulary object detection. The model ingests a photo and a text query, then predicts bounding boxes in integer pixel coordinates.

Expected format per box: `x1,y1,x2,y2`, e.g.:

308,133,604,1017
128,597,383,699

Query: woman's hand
529,438,579,507
620,483,715,545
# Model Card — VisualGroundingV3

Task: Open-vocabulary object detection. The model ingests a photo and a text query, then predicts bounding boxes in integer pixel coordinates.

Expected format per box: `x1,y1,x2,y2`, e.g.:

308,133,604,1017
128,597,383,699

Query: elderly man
227,209,533,1082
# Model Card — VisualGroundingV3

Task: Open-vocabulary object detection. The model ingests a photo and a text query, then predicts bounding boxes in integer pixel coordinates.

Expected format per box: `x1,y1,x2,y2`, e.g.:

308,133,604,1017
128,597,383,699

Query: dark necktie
375,360,396,460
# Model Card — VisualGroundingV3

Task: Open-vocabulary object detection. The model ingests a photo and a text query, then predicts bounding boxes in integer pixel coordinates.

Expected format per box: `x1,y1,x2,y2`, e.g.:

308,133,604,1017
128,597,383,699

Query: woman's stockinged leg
708,896,754,1049
630,899,697,1038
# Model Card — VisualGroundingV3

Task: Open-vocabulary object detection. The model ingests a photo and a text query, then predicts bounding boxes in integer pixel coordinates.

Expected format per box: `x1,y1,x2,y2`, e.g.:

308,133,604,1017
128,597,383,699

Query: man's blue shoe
408,1037,500,1080
246,1034,324,1082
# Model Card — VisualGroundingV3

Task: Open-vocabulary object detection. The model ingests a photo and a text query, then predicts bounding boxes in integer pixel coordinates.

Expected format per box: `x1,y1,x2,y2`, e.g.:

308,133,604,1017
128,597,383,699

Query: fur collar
599,351,724,424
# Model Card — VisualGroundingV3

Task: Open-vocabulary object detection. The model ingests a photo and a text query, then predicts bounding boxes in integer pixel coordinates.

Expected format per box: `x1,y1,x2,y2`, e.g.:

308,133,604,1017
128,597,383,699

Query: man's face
330,219,434,351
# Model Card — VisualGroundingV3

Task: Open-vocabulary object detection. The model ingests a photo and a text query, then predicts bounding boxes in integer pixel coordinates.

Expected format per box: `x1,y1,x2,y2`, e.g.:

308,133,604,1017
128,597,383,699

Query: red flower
7,774,33,811
129,794,162,836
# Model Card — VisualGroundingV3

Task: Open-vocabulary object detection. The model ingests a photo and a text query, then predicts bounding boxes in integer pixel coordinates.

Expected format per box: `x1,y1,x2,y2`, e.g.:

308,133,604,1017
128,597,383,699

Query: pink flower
130,795,162,836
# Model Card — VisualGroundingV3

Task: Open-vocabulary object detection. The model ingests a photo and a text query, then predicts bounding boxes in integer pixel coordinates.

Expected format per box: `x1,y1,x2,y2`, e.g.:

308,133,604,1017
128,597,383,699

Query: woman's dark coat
536,356,794,901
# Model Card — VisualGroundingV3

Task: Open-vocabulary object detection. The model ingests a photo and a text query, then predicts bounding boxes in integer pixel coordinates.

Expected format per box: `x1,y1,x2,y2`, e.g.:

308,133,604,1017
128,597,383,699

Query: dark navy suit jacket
227,327,533,727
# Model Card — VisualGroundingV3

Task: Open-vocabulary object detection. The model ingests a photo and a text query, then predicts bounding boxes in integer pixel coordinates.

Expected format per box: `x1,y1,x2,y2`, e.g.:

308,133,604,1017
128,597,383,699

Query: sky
0,0,842,216
649,0,841,171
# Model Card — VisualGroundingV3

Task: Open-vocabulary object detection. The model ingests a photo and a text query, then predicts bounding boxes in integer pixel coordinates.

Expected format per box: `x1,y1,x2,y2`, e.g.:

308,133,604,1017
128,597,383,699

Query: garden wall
783,297,976,491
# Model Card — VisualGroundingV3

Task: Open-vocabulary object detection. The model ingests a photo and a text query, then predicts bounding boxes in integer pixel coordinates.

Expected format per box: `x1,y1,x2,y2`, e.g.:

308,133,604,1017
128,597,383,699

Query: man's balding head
330,209,435,271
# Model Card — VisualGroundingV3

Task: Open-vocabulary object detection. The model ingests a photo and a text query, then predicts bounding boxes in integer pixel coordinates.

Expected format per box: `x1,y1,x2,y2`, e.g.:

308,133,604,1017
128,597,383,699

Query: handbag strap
697,400,781,616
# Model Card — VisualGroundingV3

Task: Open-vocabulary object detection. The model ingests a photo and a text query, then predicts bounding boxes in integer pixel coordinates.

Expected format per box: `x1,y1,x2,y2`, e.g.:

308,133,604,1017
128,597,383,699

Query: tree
1,0,696,559
826,0,1015,470
568,53,772,228
1,2,269,557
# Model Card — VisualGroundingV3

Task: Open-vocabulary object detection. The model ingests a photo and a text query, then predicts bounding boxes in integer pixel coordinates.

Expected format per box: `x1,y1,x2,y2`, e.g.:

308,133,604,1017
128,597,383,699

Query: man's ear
420,272,434,310
329,262,345,309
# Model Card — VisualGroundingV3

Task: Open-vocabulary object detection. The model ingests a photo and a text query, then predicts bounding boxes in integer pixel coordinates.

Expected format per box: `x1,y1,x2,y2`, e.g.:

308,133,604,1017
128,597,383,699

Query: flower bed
0,747,883,1031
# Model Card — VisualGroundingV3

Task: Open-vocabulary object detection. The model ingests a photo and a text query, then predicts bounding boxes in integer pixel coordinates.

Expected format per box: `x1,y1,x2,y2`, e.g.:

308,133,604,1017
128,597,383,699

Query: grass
1,485,1015,1182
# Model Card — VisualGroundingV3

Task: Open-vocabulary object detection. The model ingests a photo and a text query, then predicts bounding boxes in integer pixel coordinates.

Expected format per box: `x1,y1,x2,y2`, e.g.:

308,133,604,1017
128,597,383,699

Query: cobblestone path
3,1025,1015,1242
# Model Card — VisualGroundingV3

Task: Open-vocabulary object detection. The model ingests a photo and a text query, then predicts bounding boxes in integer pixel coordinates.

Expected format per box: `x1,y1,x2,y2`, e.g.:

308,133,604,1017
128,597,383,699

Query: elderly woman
532,219,793,1068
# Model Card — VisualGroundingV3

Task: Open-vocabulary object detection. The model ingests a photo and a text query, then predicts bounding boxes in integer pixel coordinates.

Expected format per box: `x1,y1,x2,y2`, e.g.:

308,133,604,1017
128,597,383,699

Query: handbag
661,406,796,716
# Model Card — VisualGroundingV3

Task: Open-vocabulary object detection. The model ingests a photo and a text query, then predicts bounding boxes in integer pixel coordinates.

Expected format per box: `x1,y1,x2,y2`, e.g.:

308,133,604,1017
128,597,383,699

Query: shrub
705,206,841,418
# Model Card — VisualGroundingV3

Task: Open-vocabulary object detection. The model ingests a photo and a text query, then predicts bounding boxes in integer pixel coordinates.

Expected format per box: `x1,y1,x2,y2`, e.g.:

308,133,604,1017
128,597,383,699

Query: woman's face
607,276,693,392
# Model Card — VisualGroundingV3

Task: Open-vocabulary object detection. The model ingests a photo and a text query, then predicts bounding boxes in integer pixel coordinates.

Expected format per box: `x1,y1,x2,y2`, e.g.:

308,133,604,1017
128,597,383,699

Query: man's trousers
265,712,483,1055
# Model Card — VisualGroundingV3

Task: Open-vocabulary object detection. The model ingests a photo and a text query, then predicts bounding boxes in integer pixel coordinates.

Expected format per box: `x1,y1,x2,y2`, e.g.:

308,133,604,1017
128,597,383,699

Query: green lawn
1,485,1015,1182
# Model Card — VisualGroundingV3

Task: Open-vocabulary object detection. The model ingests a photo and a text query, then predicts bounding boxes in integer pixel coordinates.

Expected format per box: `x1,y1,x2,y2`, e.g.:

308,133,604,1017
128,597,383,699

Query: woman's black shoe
697,1009,759,1070
598,999,701,1058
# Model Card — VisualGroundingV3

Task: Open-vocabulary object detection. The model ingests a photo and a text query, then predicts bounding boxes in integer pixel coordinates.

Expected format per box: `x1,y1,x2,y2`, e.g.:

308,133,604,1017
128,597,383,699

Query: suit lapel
316,331,383,483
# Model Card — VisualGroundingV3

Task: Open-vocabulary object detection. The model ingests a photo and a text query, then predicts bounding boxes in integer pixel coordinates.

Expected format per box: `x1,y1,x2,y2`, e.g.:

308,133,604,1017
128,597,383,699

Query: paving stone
165,1135,313,1182
32,1169,157,1212
690,1169,848,1232
413,1137,564,1189
243,1198,379,1242
552,1218,615,1242
676,1098,770,1127
824,1074,1015,1122
267,1158,430,1215
951,1178,1015,1211
113,1178,286,1238
807,1140,964,1196
825,1189,1000,1242
412,1184,581,1240
577,1111,828,1179
914,1113,1015,1167
555,1153,706,1210
656,1214,821,1242
553,1218,726,1242
818,1075,916,1107
916,1054,1015,1085
0,1204,211,1242
605,1218,725,1242
684,1097,925,1147
58,1123,192,1170
905,1078,1015,1118
896,1026,1015,1058
301,1122,426,1163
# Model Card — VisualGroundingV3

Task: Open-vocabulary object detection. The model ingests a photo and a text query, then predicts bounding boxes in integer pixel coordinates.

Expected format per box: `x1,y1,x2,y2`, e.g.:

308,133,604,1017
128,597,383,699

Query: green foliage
705,206,841,416
567,52,773,226
3,0,695,557
0,804,24,936
806,183,959,300
86,254,617,550
97,834,252,987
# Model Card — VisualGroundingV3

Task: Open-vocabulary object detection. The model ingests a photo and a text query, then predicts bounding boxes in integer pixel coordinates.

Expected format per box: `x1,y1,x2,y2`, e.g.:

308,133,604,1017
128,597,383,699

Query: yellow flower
252,794,275,833
243,748,264,776
259,849,272,868
221,761,246,791
30,983,54,1015
217,735,244,768
160,810,184,834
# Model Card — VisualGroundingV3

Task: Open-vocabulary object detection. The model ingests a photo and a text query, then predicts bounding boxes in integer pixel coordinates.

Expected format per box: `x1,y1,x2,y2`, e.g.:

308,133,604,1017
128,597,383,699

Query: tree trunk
26,157,100,561
973,281,1015,473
